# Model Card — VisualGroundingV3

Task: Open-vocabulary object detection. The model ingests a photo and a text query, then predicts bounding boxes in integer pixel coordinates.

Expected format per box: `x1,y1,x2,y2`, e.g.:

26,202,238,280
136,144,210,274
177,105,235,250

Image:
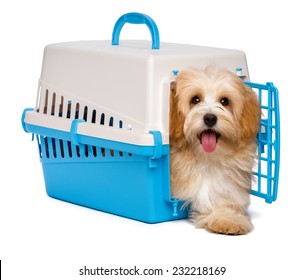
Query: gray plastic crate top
22,13,280,223
33,15,249,146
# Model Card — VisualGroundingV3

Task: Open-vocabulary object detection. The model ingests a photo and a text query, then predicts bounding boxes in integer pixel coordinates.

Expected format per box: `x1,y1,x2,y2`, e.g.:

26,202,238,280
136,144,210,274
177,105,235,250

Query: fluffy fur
170,67,260,235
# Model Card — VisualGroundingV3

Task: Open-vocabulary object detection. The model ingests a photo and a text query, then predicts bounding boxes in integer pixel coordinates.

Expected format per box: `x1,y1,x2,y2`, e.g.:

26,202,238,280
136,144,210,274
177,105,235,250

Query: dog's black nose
203,113,217,127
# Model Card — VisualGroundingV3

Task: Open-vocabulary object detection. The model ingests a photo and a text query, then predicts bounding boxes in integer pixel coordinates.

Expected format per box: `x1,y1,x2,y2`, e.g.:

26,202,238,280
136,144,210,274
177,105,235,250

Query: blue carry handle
112,12,160,49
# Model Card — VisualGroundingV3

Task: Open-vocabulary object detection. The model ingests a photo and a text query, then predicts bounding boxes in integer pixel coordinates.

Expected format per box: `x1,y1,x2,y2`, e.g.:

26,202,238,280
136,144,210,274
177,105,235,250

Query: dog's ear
239,86,261,140
169,80,185,142
170,81,176,91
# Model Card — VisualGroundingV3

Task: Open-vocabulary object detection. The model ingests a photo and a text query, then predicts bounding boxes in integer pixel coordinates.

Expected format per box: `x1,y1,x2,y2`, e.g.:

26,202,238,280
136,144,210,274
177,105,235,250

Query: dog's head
170,67,260,154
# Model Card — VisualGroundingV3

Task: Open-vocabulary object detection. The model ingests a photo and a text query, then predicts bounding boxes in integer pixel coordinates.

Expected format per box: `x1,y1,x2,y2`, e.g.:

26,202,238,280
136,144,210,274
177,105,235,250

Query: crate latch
148,131,163,168
21,108,35,141
259,119,268,153
21,108,34,132
171,199,180,216
70,119,85,155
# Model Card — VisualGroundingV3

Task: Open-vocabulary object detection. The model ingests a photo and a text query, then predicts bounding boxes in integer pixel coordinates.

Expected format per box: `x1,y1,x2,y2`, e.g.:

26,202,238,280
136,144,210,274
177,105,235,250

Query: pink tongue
201,130,217,153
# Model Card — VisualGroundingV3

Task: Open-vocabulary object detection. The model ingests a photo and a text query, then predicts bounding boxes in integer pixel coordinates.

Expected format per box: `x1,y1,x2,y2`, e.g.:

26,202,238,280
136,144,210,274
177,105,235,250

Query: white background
1,0,303,279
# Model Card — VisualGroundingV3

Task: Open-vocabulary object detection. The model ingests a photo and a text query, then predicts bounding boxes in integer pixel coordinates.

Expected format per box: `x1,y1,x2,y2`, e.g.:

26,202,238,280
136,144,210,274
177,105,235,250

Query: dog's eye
220,97,229,106
191,96,201,104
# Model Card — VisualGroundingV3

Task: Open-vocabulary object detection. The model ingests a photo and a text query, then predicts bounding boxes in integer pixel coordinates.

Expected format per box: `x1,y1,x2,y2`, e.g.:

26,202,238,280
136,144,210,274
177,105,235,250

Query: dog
170,66,260,235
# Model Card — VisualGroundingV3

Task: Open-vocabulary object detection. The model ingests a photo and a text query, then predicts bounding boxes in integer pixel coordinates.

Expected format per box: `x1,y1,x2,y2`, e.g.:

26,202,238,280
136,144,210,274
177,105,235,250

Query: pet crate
21,13,280,223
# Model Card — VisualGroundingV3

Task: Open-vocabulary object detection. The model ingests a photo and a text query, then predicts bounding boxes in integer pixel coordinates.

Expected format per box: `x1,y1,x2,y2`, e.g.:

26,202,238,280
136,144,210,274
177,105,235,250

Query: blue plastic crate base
36,134,188,224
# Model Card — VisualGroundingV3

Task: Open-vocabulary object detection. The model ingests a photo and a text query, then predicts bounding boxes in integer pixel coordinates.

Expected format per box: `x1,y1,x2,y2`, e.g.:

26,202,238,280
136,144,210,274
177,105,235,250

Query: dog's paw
206,215,253,235
194,210,253,235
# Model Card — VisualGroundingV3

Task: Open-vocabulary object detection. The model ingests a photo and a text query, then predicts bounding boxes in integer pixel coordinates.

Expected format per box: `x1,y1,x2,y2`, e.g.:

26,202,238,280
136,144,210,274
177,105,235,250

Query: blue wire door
245,82,280,203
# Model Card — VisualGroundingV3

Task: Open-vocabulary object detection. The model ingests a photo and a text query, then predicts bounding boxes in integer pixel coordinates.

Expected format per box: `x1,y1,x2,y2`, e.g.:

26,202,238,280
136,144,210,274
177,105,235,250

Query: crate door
246,82,280,203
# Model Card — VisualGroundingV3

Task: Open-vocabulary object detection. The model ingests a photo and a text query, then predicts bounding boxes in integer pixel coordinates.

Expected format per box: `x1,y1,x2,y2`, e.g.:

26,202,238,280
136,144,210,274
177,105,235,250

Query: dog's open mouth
198,130,220,153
